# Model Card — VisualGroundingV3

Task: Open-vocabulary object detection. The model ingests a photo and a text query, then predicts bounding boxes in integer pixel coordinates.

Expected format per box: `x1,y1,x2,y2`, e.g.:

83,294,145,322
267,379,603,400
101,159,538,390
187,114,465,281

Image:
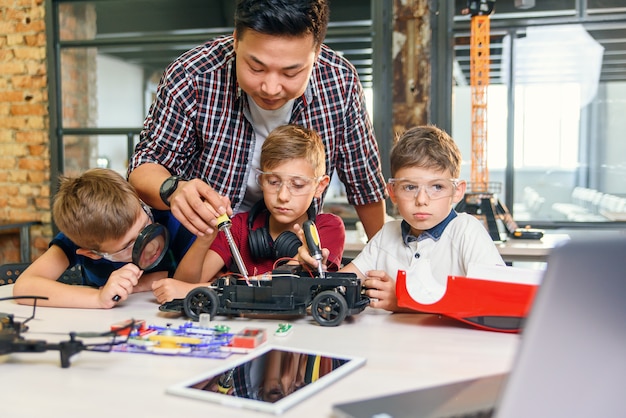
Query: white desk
495,233,570,263
344,230,571,263
0,285,519,418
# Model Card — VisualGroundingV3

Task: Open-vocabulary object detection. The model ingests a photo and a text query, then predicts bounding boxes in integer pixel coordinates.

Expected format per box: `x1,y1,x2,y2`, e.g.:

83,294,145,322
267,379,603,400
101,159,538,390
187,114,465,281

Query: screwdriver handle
216,213,231,230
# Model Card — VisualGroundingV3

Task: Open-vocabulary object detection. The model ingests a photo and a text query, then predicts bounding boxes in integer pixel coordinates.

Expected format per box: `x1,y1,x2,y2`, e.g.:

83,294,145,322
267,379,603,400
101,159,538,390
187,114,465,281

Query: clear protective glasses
388,177,460,201
255,169,322,196
91,204,154,262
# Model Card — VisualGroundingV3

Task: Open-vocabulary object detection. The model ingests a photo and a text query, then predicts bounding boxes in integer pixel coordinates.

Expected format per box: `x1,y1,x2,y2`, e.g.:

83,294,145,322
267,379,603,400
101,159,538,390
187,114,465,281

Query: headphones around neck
247,200,317,262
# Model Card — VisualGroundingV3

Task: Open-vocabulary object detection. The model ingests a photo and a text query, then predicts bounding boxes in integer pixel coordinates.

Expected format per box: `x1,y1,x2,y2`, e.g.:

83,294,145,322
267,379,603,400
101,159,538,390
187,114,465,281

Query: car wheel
183,287,218,321
311,290,348,326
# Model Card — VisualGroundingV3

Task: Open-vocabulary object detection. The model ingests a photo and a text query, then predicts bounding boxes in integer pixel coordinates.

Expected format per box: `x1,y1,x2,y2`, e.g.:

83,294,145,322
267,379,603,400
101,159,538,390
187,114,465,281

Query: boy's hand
101,264,143,307
362,270,400,312
152,278,197,304
293,224,330,271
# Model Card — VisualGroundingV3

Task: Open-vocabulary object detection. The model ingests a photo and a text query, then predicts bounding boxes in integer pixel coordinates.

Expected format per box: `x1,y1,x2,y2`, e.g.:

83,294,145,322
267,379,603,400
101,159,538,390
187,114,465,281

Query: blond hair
260,124,326,176
53,168,143,250
390,125,462,178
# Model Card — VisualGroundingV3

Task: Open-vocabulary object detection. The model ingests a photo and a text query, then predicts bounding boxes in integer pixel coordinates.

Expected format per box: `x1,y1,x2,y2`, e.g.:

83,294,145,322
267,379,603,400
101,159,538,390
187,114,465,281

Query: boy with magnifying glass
13,168,195,309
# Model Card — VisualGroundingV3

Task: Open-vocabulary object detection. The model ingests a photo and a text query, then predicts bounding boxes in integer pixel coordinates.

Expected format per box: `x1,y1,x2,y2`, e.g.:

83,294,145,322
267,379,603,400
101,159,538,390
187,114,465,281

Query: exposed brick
2,143,28,157
28,170,47,182
16,131,46,144
0,20,16,33
0,130,15,142
26,116,45,129
18,157,47,171
12,74,47,89
15,20,45,33
24,33,46,47
0,91,25,102
0,61,26,74
6,33,25,46
0,158,16,170
27,145,47,156
25,61,47,76
11,103,47,116
0,47,15,61
13,46,45,60
8,170,27,182
0,116,28,129
8,195,28,208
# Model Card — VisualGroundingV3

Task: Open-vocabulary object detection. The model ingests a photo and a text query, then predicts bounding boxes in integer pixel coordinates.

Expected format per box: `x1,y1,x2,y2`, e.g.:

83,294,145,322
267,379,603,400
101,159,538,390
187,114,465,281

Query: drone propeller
1,295,138,368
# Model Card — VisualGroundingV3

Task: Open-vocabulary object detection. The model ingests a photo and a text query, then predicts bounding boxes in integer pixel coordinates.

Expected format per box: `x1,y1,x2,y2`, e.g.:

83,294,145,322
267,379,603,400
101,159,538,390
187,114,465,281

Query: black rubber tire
183,287,218,321
311,290,348,326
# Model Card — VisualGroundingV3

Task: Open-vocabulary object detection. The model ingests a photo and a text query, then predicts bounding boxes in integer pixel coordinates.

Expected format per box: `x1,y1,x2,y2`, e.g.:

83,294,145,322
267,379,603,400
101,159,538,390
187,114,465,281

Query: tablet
166,345,366,415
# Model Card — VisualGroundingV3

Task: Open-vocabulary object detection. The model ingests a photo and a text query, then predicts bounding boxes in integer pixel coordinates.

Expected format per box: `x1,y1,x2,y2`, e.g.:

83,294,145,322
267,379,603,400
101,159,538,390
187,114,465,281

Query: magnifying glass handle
303,220,325,278
112,295,121,302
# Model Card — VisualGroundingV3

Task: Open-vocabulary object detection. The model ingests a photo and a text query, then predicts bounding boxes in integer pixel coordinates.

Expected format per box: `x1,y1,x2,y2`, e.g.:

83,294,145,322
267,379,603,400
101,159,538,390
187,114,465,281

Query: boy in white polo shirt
298,125,504,312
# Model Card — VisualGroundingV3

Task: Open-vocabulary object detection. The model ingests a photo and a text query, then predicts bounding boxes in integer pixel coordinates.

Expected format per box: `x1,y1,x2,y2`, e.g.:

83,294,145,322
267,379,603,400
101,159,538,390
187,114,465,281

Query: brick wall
0,0,50,263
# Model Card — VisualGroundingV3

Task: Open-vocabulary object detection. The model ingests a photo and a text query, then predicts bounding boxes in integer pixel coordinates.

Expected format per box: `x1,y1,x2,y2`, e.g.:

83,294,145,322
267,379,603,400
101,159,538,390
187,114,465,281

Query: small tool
216,214,249,279
113,223,170,302
303,220,325,278
217,368,235,394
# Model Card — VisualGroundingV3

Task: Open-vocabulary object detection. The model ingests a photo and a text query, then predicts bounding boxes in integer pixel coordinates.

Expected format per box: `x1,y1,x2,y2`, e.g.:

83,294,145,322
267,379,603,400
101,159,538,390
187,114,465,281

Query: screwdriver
217,368,236,394
303,220,325,278
216,214,249,280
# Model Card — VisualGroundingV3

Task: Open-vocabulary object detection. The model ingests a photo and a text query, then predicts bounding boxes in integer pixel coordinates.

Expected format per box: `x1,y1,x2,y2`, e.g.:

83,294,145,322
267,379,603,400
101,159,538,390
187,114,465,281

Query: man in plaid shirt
128,0,387,241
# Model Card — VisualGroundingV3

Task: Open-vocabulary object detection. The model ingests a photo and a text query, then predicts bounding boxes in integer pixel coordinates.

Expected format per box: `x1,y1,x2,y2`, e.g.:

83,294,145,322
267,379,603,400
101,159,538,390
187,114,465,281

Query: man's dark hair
234,0,330,47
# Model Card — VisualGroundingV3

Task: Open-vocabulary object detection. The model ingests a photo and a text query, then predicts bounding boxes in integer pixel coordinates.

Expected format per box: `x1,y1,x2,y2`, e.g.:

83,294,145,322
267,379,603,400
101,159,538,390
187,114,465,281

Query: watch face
163,176,177,190
160,176,180,205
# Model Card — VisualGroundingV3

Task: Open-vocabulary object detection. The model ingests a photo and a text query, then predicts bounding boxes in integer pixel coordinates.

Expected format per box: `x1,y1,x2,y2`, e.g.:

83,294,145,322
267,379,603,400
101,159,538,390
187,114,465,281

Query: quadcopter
0,296,136,368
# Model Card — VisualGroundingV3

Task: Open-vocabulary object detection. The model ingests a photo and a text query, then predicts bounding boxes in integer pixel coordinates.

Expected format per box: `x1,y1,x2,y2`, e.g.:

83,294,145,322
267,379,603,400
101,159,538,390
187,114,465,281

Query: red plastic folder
395,270,538,333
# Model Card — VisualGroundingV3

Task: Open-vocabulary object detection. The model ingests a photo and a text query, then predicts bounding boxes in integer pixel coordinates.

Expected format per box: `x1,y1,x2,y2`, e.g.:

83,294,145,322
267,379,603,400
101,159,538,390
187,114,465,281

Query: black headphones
248,200,316,261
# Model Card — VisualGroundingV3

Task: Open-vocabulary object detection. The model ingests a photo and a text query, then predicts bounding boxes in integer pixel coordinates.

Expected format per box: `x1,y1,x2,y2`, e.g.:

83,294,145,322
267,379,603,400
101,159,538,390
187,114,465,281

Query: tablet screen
167,345,366,415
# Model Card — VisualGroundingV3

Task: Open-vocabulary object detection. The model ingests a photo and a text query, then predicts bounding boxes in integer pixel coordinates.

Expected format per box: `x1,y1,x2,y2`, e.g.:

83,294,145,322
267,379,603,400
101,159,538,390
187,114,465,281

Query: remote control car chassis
159,266,369,327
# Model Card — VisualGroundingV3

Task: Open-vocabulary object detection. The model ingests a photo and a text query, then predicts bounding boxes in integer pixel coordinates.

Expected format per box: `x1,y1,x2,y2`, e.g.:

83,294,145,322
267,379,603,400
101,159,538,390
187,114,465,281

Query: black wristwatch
159,175,182,206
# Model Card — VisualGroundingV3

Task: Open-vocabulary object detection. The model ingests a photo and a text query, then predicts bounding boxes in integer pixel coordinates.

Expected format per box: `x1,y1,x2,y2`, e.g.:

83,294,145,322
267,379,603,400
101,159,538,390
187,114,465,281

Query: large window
451,0,626,227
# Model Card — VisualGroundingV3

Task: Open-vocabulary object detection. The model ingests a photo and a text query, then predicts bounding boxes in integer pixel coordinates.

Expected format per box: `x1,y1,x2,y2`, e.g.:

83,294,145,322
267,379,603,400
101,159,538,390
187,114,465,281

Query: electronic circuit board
109,320,234,359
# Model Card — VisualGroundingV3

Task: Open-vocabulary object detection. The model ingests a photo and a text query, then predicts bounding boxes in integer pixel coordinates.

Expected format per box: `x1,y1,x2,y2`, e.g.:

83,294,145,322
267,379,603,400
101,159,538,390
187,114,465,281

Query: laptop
333,236,626,418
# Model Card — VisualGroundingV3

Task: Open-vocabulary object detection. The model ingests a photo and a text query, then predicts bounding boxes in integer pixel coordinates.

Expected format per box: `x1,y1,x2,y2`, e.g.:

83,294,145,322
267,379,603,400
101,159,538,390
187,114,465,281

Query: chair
0,263,84,286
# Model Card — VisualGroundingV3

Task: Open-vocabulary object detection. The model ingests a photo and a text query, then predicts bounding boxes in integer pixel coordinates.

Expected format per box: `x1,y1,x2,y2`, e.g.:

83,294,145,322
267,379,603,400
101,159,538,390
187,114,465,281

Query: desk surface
344,229,570,263
0,285,518,418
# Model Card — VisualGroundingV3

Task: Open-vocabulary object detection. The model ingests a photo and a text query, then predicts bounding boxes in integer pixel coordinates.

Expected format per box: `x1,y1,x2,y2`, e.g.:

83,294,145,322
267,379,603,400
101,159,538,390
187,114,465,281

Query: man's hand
129,164,232,237
100,264,143,308
169,179,232,236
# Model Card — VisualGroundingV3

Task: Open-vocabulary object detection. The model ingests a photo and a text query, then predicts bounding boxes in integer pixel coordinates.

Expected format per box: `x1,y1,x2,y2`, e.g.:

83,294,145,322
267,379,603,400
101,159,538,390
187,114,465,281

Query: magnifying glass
112,223,170,302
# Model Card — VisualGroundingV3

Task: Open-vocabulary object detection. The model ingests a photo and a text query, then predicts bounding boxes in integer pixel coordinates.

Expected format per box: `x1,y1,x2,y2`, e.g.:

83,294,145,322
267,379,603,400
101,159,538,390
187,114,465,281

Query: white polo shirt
352,212,505,304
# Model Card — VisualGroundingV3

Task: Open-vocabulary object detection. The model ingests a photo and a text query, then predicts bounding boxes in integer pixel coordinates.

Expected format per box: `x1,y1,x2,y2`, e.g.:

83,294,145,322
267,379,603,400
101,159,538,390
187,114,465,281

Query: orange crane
457,1,544,241
462,0,495,191
456,1,502,240
469,12,491,191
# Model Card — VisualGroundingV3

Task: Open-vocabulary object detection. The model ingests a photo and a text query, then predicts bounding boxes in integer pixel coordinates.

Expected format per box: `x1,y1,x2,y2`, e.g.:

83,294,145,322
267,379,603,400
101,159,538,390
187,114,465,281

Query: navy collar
402,209,458,244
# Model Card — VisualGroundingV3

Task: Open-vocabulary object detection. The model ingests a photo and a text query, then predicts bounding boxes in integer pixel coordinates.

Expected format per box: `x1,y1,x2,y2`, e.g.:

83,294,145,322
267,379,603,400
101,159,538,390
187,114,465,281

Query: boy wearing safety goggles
13,168,193,308
298,125,504,312
151,124,344,304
